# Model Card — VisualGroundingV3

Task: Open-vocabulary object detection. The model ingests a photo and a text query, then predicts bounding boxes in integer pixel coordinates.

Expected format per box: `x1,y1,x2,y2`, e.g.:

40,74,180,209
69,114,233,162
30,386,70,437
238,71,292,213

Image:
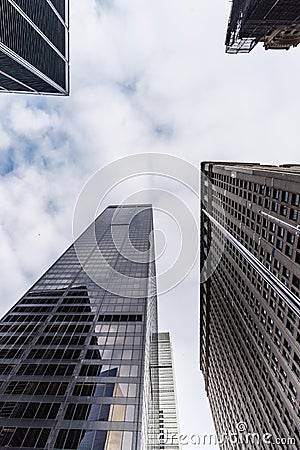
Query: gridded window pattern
0,427,50,448
0,0,69,95
201,163,300,450
55,429,133,450
153,333,180,450
0,205,159,449
226,0,300,53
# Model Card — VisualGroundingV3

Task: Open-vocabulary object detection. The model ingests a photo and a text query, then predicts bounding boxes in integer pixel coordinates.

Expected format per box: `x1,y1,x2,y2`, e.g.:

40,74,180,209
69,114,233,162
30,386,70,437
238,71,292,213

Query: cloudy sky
1,1,300,448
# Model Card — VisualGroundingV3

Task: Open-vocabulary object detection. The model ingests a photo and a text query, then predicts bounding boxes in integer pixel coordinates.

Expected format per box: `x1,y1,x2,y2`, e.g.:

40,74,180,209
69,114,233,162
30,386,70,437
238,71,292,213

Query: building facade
0,1,69,95
0,204,159,449
152,333,180,450
225,0,300,53
200,163,300,449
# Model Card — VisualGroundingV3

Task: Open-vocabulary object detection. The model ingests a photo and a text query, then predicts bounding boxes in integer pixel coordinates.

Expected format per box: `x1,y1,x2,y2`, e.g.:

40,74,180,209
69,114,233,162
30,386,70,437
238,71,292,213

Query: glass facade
0,0,69,95
200,163,300,449
0,204,159,449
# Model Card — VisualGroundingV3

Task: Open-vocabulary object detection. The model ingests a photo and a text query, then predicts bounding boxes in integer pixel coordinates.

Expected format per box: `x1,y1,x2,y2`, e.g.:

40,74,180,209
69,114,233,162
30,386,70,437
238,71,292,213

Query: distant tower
200,162,300,448
225,0,300,53
155,333,180,450
0,205,159,449
0,1,69,94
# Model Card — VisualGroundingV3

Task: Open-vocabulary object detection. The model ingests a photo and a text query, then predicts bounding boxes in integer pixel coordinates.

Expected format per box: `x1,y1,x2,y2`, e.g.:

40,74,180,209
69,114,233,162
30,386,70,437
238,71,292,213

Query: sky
1,1,300,449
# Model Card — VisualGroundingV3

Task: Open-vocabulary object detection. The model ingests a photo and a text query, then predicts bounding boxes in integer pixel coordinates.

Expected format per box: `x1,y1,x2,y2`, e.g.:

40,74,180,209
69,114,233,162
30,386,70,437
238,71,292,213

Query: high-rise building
225,1,300,53
152,333,180,450
200,163,300,449
0,204,159,449
0,1,69,95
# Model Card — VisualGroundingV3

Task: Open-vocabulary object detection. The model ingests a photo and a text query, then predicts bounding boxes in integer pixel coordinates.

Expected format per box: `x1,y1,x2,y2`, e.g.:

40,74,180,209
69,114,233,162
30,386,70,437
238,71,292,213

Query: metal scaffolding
225,0,300,53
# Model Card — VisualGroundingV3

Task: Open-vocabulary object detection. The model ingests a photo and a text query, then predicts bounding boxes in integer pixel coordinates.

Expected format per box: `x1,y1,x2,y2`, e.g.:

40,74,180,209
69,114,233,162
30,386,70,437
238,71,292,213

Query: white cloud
0,1,300,448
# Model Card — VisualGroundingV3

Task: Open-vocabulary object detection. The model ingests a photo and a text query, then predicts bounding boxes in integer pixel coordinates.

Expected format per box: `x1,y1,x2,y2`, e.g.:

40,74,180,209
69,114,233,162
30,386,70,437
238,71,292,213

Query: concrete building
200,163,300,449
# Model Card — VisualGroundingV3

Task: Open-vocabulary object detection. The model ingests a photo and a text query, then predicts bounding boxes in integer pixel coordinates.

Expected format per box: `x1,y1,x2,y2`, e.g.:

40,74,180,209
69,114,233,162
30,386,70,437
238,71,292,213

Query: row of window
2,380,136,398
212,172,300,207
212,187,300,273
0,401,60,420
0,401,136,422
0,427,50,448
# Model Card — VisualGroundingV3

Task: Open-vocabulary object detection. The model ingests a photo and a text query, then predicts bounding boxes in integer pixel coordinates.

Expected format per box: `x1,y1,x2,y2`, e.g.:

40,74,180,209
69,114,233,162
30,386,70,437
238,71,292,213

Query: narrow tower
156,333,180,450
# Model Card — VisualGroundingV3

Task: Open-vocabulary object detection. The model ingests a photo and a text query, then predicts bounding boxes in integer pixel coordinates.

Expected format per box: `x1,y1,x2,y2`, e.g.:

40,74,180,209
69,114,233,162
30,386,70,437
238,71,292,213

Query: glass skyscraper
0,204,159,449
200,162,299,449
0,1,69,95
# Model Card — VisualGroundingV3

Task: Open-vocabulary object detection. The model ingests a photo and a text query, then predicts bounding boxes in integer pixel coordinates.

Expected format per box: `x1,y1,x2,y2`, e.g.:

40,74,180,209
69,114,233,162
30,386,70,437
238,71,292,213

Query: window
294,352,300,367
37,335,86,346
282,191,289,202
274,259,281,270
0,427,50,448
282,266,290,278
292,275,300,288
284,339,291,352
98,314,143,322
287,320,294,334
79,365,101,377
17,364,75,377
280,205,287,216
85,349,101,360
64,404,90,421
289,209,298,222
55,429,85,449
271,202,278,212
287,232,295,244
0,365,14,375
28,348,81,361
285,245,293,257
0,349,23,359
72,383,96,397
291,193,300,206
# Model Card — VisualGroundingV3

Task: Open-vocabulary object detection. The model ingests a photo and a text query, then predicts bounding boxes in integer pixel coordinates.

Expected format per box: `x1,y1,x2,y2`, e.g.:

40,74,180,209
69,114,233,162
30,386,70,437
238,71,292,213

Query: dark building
225,1,300,53
0,1,69,95
0,205,159,449
200,163,300,449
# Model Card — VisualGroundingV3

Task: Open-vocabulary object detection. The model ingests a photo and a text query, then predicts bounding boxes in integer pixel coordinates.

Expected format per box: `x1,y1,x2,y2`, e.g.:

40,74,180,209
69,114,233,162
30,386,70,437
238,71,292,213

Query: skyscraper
200,163,300,449
0,204,159,449
0,1,69,95
152,333,180,450
225,1,300,53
